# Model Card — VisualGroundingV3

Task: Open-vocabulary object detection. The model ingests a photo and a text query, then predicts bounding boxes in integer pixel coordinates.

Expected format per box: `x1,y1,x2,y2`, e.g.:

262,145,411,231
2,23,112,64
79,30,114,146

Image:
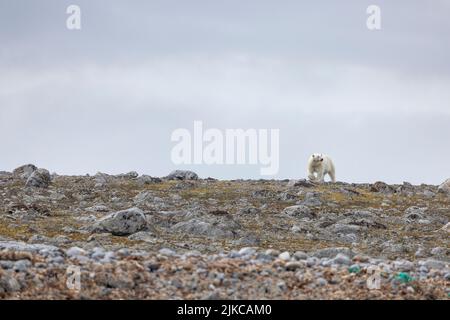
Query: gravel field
0,166,449,299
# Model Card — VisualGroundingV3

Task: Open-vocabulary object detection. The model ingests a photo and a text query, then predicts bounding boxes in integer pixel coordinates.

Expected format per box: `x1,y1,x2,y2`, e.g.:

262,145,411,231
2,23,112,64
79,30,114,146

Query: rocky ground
0,165,449,299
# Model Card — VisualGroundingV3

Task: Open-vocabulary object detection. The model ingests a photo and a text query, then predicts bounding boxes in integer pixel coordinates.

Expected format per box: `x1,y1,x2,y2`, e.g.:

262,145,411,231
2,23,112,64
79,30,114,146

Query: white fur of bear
307,153,336,183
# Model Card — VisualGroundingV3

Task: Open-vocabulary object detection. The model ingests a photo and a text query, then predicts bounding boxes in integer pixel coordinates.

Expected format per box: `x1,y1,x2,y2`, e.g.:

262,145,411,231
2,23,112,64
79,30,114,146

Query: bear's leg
329,171,336,183
328,161,336,183
316,169,325,183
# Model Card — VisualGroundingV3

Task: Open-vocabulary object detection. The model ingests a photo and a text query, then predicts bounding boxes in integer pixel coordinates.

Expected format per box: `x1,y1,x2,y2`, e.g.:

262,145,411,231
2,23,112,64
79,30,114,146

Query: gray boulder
137,175,162,185
13,164,37,180
128,231,157,242
25,168,51,188
165,170,198,180
287,179,316,188
331,223,362,234
117,171,139,179
0,241,60,256
297,192,322,207
404,206,427,221
370,181,395,193
438,178,450,194
93,172,111,188
172,217,239,239
281,205,315,219
93,208,148,236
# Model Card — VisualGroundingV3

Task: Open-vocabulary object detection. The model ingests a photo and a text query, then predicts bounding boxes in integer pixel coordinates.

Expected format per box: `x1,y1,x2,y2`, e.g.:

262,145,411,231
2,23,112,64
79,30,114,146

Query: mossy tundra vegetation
0,165,448,299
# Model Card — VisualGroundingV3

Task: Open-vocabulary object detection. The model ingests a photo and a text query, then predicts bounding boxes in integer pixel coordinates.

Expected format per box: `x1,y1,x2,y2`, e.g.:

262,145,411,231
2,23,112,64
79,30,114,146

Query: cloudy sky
1,0,449,184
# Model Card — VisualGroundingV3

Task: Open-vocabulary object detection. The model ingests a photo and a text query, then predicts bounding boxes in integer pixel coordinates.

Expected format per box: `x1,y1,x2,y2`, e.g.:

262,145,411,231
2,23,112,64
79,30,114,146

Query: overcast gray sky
1,0,449,184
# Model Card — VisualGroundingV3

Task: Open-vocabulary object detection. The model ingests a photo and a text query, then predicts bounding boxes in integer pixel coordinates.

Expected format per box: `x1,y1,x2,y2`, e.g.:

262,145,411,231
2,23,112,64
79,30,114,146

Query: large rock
438,178,450,194
296,194,323,207
172,216,240,239
281,205,315,219
396,182,415,195
117,171,139,179
134,191,163,204
25,168,51,188
93,172,111,187
13,164,37,180
93,208,148,236
165,170,198,180
287,179,316,188
370,181,395,193
137,175,162,185
338,216,387,230
331,223,362,234
128,231,157,243
0,241,60,256
404,206,427,221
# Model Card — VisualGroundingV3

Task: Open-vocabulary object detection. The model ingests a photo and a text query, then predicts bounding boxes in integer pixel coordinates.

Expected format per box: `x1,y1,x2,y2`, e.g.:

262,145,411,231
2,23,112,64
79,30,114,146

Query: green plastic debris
348,266,361,274
395,272,414,283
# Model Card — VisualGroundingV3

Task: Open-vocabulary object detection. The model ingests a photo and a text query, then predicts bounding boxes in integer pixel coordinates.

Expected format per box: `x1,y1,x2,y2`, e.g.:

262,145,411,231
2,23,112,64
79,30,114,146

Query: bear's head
311,153,324,163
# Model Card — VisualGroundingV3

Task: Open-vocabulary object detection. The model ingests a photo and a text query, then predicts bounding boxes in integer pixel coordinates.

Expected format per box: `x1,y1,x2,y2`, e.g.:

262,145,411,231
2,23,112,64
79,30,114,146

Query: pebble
13,260,31,272
66,247,87,257
278,251,291,261
321,259,332,267
293,251,308,260
116,248,130,258
306,257,318,267
265,249,280,257
348,264,361,273
285,261,303,271
255,253,273,262
316,277,327,286
100,251,116,263
419,265,428,273
228,250,241,259
159,248,176,256
276,280,287,291
238,247,256,256
332,253,351,265
49,256,64,264
91,247,106,260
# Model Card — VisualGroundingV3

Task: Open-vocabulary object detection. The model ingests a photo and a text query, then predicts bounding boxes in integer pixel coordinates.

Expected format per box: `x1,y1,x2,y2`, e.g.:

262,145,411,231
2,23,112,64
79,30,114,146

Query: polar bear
307,153,336,183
